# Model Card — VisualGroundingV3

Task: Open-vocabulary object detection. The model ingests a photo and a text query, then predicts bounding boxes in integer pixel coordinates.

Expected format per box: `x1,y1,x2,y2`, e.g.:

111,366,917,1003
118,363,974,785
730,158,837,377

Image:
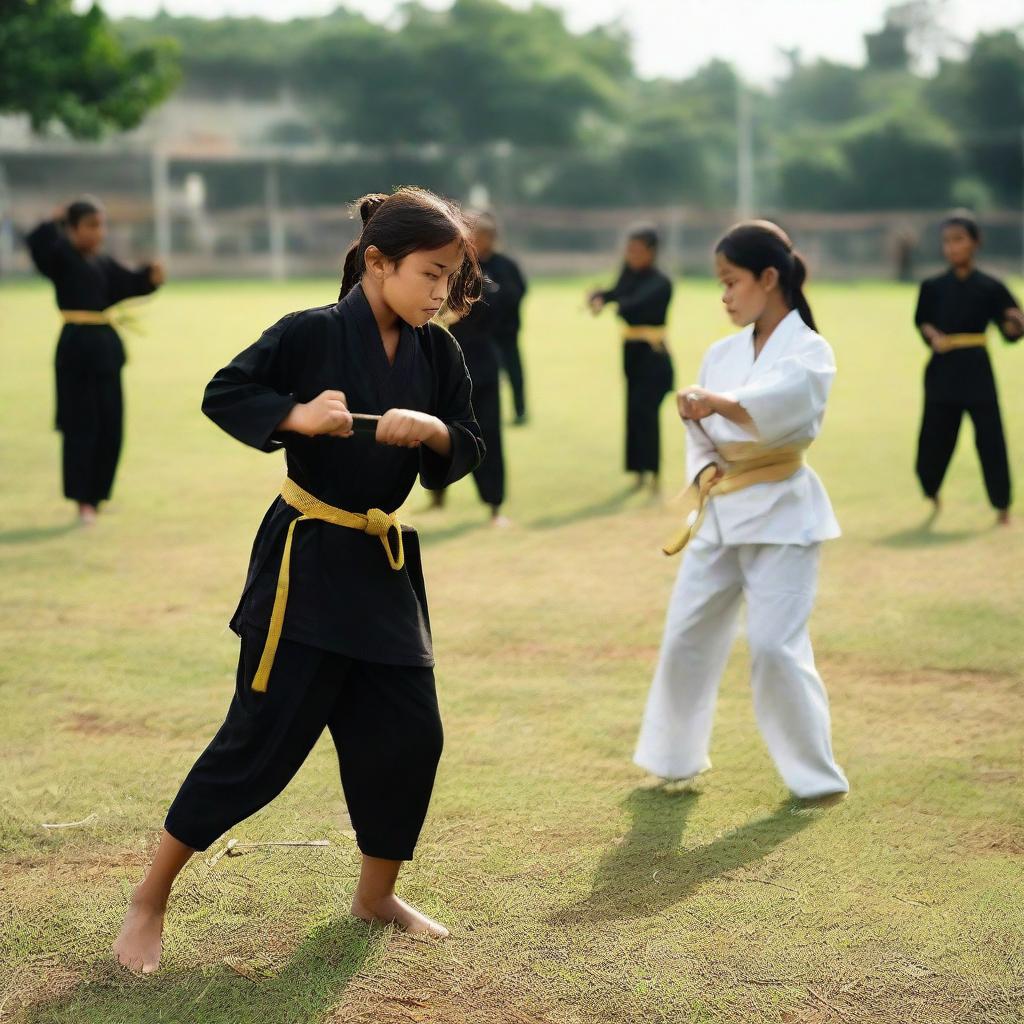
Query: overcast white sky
83,0,1024,84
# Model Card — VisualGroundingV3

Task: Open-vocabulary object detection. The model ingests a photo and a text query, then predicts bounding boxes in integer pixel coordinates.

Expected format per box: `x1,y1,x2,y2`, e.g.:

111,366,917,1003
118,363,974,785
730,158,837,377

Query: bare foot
78,504,98,526
490,513,513,529
997,509,1010,526
351,893,449,938
113,894,165,973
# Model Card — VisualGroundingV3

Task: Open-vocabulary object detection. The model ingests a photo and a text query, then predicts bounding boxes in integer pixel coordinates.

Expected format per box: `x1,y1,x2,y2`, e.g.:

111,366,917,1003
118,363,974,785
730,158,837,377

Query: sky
82,0,1024,84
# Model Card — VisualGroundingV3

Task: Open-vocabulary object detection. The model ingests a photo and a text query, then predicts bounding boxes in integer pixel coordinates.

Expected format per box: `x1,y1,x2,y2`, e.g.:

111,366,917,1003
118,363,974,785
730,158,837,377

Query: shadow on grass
528,483,639,531
550,787,819,924
24,917,384,1024
0,523,78,545
876,509,986,549
415,514,492,547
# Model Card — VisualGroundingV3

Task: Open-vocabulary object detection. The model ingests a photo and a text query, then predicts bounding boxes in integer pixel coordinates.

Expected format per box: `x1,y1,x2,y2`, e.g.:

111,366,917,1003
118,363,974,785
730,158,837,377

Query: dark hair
471,210,498,233
715,219,817,331
940,208,980,242
66,195,103,228
339,187,481,317
627,223,659,252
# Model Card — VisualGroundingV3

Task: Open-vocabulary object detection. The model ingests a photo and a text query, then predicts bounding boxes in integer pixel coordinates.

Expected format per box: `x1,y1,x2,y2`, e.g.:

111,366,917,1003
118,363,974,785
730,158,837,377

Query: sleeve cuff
419,425,458,489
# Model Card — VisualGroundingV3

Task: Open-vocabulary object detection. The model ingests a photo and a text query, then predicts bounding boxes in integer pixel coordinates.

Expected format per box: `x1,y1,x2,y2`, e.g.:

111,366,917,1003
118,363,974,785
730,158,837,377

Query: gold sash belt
250,478,404,693
60,302,145,334
663,441,810,556
622,325,668,349
941,332,987,350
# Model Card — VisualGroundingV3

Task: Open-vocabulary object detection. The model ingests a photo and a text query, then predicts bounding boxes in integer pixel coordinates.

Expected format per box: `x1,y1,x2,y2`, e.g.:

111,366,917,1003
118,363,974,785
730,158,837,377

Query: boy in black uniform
914,211,1023,524
588,226,674,493
26,198,164,524
473,214,528,424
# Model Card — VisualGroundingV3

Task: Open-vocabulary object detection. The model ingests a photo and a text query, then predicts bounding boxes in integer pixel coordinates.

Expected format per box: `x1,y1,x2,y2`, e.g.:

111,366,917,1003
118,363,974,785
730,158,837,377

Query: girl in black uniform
588,226,674,493
914,211,1023,524
430,265,509,524
26,198,164,524
114,188,484,973
473,213,529,424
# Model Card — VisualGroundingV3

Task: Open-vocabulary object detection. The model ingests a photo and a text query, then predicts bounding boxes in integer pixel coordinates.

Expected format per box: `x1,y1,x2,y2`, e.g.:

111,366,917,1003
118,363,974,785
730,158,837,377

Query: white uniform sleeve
685,353,723,482
723,335,835,445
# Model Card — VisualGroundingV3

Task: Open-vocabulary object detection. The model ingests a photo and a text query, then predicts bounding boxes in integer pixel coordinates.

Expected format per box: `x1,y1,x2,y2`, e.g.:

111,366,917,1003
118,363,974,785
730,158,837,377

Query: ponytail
788,251,817,332
715,219,817,332
336,187,481,315
339,193,387,300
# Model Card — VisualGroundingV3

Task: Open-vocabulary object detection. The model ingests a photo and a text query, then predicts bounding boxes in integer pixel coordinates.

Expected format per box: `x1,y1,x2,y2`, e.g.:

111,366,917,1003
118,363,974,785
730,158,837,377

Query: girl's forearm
709,393,755,431
424,418,452,456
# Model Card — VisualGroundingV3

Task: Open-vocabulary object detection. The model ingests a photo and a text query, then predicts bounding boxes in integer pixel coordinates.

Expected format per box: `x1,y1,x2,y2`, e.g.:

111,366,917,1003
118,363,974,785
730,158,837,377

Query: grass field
1,275,1023,1024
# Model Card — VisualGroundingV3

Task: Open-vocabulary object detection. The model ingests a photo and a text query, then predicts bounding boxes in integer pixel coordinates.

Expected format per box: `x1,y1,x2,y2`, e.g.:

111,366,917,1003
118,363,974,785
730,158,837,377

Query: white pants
634,540,848,798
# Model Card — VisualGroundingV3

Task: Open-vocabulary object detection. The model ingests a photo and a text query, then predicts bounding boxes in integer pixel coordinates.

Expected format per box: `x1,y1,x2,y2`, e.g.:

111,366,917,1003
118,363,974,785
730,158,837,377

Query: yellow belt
60,303,145,334
663,442,810,556
622,325,668,349
250,478,405,693
942,332,987,350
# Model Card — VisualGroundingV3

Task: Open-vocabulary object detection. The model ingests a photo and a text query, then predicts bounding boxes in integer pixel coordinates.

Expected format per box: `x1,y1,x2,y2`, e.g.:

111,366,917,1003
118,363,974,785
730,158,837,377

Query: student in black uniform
429,264,509,525
473,213,529,424
428,213,516,525
914,210,1023,524
588,225,675,493
26,198,165,524
113,188,484,974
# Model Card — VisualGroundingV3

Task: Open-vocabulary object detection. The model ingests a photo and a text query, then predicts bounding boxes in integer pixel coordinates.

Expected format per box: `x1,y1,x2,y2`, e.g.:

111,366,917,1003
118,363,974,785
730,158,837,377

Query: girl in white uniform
634,220,848,800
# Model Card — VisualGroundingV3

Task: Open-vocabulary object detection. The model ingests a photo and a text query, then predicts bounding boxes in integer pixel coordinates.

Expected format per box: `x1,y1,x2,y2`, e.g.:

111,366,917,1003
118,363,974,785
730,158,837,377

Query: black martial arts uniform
26,220,158,506
598,266,675,475
480,251,528,420
165,284,484,860
914,268,1021,510
443,273,506,508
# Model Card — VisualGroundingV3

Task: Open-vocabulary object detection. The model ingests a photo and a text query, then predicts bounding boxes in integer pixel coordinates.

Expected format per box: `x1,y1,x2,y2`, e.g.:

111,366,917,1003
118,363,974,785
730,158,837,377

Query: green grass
1,276,1022,1024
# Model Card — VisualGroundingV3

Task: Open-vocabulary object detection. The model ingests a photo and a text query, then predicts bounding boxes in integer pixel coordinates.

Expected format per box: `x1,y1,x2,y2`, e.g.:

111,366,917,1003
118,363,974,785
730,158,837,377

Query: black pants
623,342,674,475
496,334,526,419
916,399,1011,510
165,631,443,861
56,367,123,505
433,378,505,508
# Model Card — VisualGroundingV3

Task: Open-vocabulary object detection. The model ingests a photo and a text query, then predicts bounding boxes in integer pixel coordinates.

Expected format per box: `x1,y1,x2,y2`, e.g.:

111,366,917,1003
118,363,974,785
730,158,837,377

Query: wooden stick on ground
206,838,239,867
40,813,98,829
227,840,331,856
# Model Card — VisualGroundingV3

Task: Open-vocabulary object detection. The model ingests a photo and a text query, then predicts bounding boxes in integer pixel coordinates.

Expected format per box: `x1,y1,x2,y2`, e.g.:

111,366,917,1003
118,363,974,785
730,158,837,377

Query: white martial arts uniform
634,310,849,798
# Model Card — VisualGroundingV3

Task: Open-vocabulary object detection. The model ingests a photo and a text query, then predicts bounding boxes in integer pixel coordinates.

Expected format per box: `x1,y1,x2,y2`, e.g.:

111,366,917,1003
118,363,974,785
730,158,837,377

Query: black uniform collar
338,282,415,409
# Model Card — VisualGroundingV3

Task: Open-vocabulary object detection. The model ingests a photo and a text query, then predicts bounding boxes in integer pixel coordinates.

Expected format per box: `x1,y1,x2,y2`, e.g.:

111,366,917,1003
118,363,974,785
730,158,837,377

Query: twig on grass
721,871,801,894
206,838,238,867
227,839,331,856
206,837,331,867
808,986,854,1022
40,813,98,829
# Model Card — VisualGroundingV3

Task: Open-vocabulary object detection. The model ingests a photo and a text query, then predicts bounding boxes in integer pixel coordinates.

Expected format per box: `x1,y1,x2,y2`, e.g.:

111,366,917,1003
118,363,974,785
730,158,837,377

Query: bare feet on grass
113,890,165,974
351,893,449,938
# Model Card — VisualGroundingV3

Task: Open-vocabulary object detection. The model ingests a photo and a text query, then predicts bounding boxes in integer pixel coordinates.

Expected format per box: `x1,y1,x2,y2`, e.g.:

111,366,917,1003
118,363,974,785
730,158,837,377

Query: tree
293,0,631,147
928,31,1024,206
865,17,911,72
775,60,866,125
777,148,850,210
839,111,958,208
0,0,179,138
